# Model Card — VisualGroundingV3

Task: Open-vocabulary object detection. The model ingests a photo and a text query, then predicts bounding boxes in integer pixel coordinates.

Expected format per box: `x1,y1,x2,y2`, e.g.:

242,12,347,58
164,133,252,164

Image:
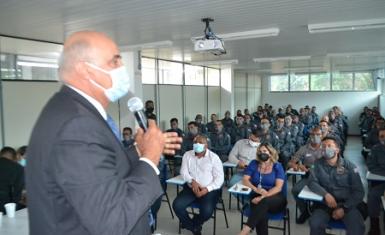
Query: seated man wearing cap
173,135,224,235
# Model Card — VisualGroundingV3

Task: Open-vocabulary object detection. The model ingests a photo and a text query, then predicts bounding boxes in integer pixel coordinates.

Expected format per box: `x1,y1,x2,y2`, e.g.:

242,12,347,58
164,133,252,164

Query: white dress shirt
180,149,224,192
66,85,159,175
228,139,258,165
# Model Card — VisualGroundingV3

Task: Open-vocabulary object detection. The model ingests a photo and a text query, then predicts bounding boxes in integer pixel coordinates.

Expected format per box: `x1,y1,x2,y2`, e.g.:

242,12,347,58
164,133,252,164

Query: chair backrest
281,175,288,198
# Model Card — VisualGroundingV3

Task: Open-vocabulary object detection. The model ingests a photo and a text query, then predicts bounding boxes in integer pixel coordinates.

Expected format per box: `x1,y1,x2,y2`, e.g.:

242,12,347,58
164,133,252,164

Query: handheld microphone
127,97,148,132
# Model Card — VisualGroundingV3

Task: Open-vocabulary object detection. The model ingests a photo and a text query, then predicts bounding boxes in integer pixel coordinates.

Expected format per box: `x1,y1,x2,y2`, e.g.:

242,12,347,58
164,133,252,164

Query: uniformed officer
273,115,294,169
222,110,234,134
310,106,319,127
308,137,365,235
284,115,300,150
366,128,385,235
292,115,305,149
319,120,344,154
364,117,385,150
230,116,249,144
259,118,279,150
209,120,231,162
181,121,199,154
289,127,323,224
195,114,208,135
207,113,218,134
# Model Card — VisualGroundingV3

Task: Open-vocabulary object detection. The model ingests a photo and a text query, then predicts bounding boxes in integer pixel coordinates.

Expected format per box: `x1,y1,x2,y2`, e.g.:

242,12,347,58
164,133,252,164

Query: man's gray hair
58,39,94,80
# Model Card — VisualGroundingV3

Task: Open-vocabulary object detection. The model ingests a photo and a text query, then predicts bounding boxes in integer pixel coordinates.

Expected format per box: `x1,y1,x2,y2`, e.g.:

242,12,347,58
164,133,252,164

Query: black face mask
146,107,154,113
257,153,270,162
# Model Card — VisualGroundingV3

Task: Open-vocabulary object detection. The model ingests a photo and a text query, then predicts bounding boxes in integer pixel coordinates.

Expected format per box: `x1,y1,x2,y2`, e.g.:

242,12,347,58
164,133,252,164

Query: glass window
0,36,62,81
310,73,331,91
270,74,289,92
158,60,183,85
206,68,220,86
141,58,156,84
354,72,374,91
332,72,353,91
185,64,204,85
290,73,309,91
1,54,18,79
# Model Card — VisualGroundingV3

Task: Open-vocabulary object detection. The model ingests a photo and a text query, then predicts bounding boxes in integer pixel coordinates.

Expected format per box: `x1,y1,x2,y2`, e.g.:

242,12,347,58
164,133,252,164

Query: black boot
368,217,380,235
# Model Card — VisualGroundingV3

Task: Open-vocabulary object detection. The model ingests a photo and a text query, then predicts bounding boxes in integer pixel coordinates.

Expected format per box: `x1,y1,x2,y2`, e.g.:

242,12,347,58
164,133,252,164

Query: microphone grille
127,97,144,112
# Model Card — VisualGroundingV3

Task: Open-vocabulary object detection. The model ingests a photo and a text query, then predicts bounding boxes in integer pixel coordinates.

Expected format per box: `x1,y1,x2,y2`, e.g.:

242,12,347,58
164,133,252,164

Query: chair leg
287,208,291,235
213,208,216,235
165,192,174,219
229,193,232,210
178,220,181,234
221,200,229,228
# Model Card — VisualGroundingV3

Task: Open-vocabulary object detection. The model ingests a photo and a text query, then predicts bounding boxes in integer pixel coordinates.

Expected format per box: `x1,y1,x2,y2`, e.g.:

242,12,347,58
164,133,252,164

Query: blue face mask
18,158,26,167
193,143,205,153
86,62,131,102
323,147,336,159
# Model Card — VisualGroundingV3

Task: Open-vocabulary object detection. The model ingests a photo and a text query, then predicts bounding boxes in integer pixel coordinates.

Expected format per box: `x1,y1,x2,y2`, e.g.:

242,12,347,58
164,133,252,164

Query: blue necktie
106,115,121,141
105,115,155,227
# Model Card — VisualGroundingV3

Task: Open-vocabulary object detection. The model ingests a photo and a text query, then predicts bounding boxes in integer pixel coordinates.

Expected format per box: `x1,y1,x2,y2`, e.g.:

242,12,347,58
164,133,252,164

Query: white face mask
249,140,260,148
86,62,130,102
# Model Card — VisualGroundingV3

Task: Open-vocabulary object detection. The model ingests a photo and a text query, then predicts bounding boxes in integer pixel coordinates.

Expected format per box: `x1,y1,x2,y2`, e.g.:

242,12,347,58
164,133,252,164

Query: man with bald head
26,31,181,235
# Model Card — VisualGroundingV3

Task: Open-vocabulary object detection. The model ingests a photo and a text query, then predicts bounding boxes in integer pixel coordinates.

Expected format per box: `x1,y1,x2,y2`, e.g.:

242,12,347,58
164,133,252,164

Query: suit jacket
26,86,163,235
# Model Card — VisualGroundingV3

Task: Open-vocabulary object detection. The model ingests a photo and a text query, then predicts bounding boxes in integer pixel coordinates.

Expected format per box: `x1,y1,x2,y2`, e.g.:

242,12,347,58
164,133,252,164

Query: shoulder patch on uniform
353,167,359,173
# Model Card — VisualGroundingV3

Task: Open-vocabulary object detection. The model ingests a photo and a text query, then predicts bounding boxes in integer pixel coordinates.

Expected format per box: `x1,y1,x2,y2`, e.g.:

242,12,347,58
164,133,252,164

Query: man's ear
76,61,92,81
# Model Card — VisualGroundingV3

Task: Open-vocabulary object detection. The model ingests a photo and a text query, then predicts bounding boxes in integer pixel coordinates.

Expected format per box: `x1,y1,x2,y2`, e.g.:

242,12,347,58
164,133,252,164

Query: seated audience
366,128,385,235
222,110,234,134
16,145,28,167
230,115,249,144
195,114,208,135
273,115,294,169
308,137,365,235
182,121,199,154
0,147,24,214
206,113,218,134
259,118,279,149
165,118,185,174
289,127,323,224
121,127,135,148
173,135,224,235
209,120,231,162
238,143,287,235
144,100,156,120
228,128,263,187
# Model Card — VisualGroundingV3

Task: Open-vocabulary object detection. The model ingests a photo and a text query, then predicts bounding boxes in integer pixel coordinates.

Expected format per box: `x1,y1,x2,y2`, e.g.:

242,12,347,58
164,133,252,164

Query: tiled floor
153,137,382,235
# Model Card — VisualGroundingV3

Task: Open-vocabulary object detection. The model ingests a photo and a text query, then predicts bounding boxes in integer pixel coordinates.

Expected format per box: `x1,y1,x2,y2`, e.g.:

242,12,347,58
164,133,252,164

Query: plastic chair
241,176,291,235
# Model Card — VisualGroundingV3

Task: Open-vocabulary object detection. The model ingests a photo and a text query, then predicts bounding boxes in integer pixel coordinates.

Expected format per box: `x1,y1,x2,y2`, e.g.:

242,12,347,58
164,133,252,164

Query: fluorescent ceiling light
192,27,279,41
284,66,324,70
253,56,311,63
17,55,58,63
327,50,385,58
190,59,238,66
17,61,59,68
308,18,385,33
121,40,173,51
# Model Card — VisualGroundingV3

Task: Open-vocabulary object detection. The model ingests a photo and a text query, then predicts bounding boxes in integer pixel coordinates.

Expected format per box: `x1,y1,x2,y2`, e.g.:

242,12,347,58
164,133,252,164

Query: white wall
234,71,262,113
260,76,380,135
1,80,121,148
2,81,61,147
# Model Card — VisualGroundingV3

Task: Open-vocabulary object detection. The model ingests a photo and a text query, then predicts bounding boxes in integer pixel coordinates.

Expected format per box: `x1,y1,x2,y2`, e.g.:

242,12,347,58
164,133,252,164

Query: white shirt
228,139,258,165
180,149,224,192
66,85,159,175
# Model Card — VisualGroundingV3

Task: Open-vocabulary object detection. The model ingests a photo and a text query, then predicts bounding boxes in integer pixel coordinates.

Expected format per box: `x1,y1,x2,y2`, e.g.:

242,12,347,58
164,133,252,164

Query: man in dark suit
26,31,181,235
0,147,24,214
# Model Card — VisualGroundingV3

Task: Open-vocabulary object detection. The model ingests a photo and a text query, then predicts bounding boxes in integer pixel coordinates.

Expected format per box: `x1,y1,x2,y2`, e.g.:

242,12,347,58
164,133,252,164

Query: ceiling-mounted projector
193,18,226,56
